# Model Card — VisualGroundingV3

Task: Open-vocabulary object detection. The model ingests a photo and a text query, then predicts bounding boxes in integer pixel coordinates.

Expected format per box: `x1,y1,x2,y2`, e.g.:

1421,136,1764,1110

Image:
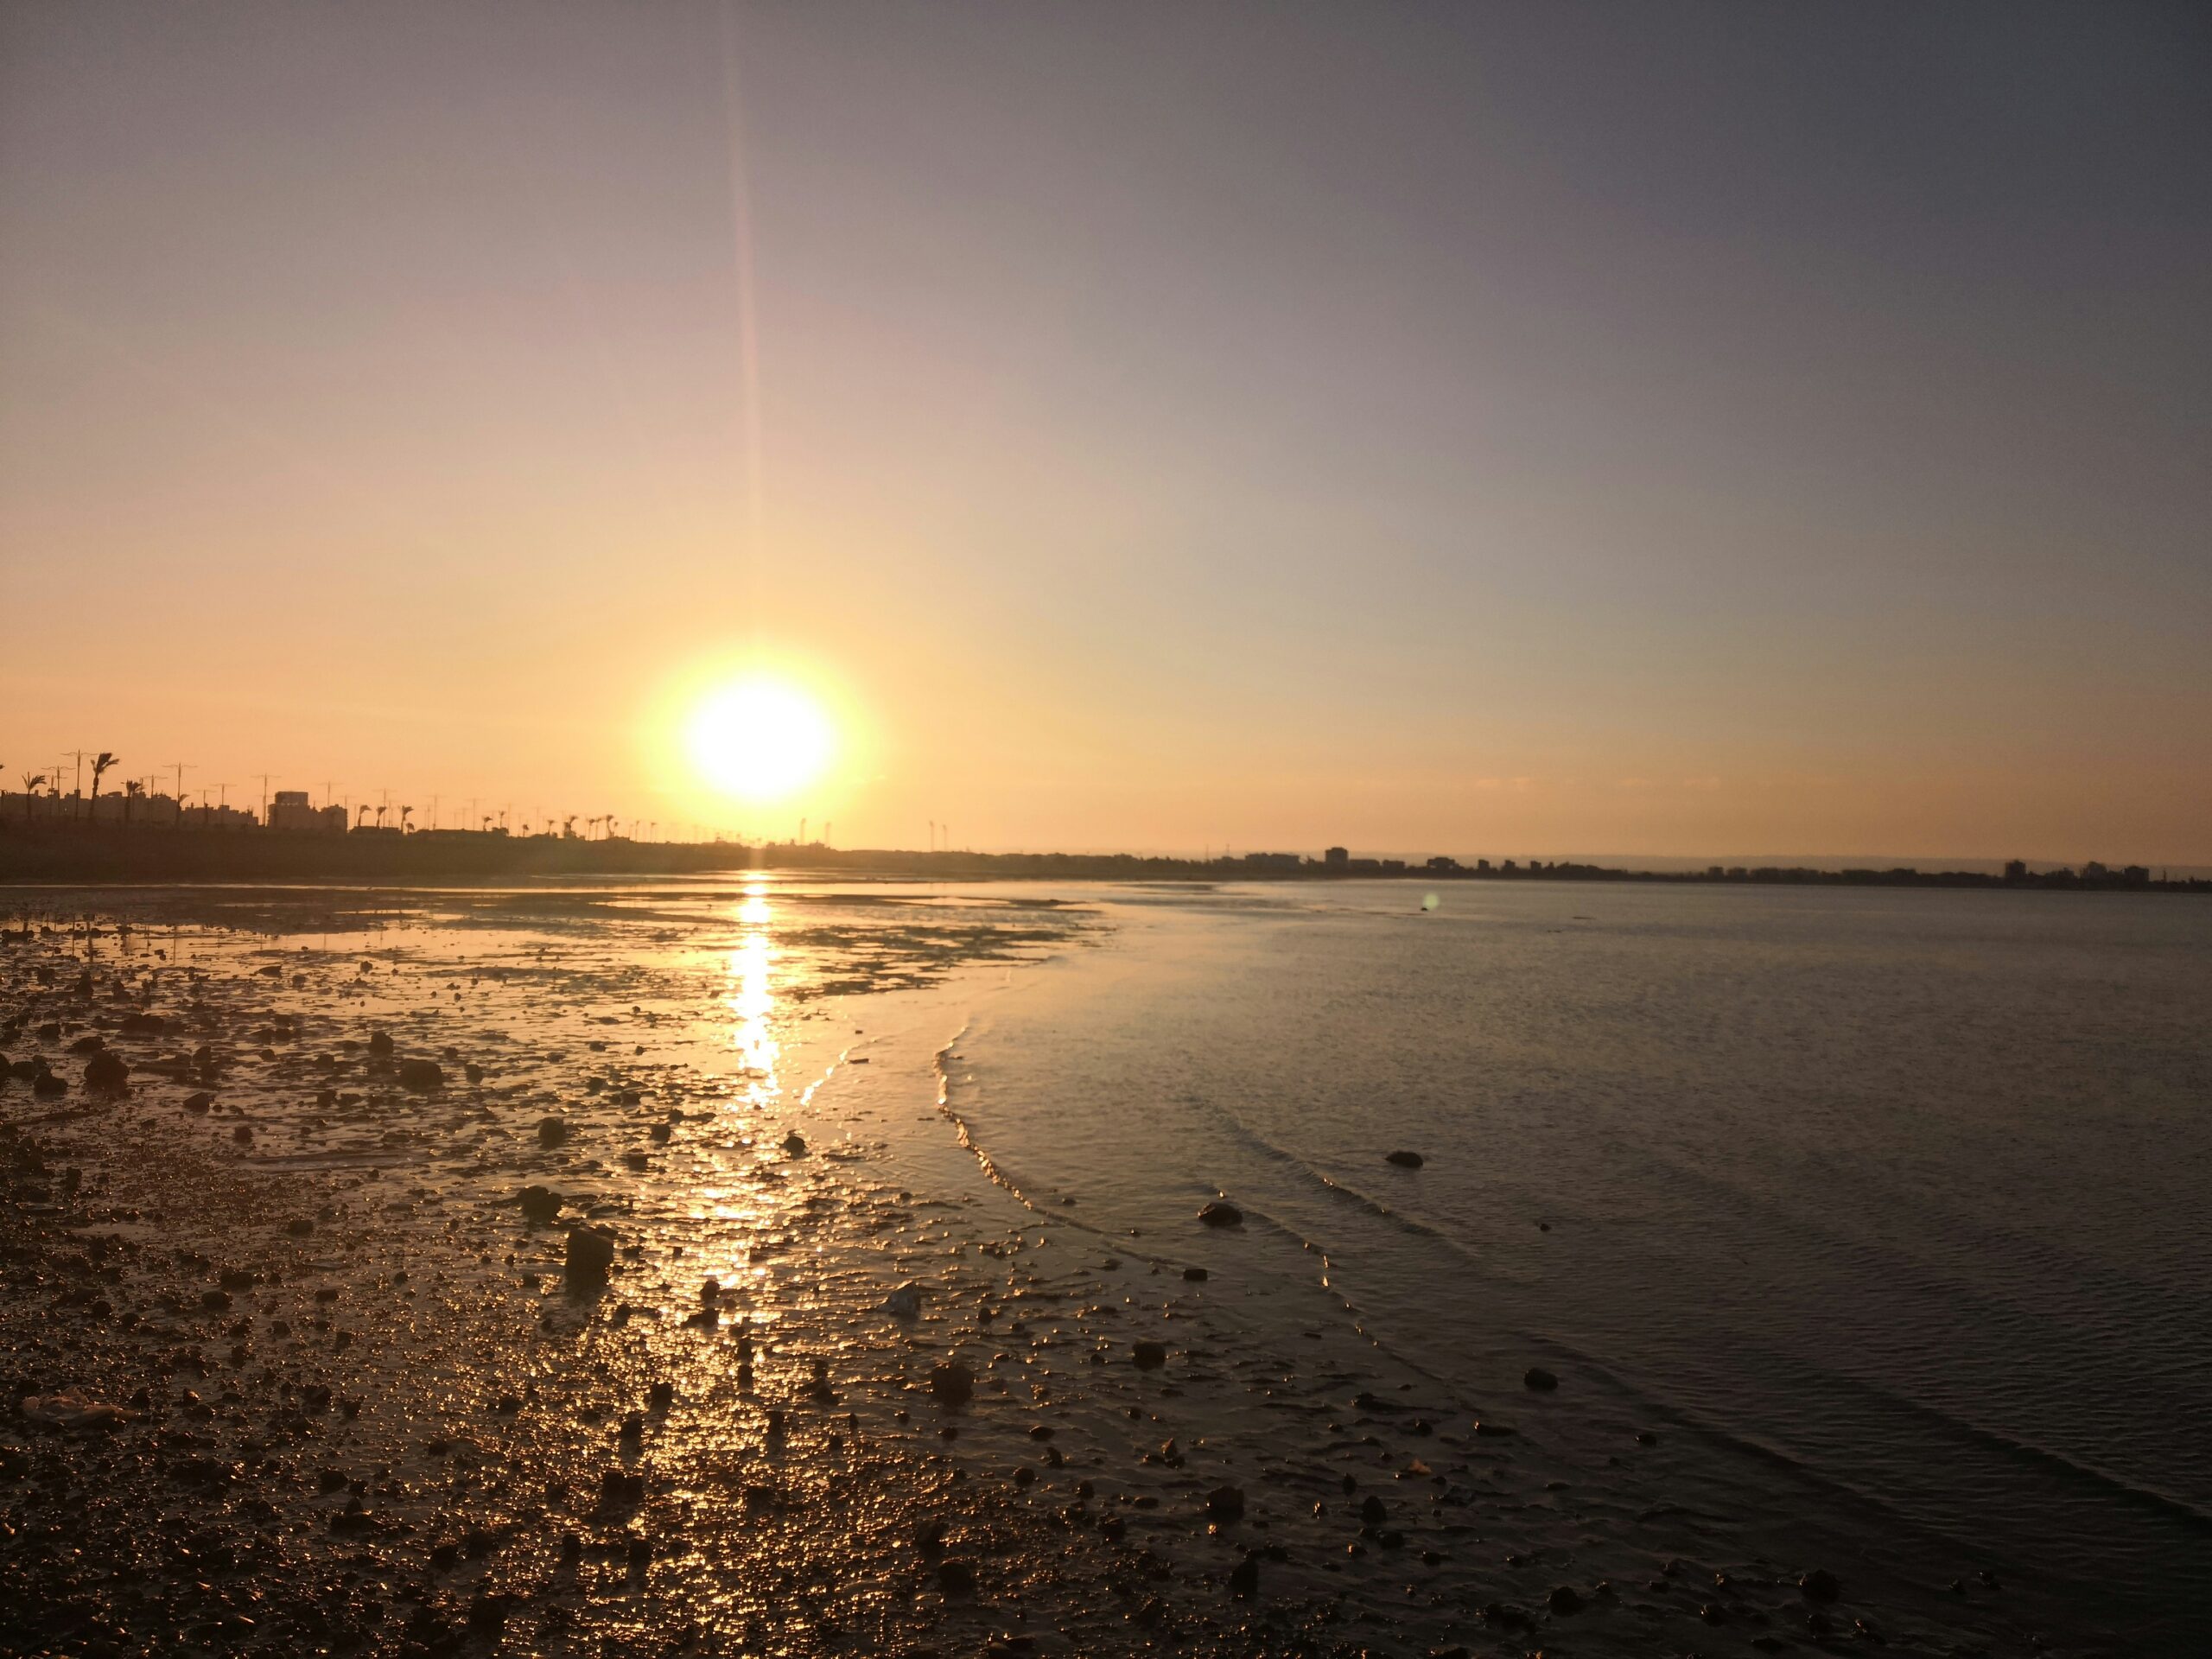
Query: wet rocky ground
0,885,2083,1657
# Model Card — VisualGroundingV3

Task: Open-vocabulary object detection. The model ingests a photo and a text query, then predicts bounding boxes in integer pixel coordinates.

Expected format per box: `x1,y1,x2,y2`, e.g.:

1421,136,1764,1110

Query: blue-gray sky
3,2,2207,858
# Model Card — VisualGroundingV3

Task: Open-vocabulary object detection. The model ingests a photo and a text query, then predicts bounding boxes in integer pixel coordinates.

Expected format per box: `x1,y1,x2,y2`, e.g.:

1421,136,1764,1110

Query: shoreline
2,827,2203,893
0,886,2138,1656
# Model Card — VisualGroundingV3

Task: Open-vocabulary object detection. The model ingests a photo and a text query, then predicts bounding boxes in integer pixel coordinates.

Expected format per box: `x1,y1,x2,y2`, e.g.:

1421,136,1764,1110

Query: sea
944,879,2212,1651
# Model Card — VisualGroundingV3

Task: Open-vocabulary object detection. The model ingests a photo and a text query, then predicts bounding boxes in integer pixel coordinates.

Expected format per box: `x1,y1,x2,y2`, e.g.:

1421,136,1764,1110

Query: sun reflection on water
725,884,779,1090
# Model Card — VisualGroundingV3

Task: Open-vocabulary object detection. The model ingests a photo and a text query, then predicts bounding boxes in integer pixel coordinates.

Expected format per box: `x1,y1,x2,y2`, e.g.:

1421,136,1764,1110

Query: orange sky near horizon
3,3,2207,864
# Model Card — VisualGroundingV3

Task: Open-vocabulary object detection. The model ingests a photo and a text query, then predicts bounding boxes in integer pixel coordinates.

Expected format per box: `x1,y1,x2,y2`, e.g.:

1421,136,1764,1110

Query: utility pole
429,794,440,831
255,773,274,827
928,819,935,852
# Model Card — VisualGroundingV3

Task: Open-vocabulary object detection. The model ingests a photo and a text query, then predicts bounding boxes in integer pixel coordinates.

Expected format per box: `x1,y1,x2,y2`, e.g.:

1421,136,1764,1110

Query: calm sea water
950,880,2212,1650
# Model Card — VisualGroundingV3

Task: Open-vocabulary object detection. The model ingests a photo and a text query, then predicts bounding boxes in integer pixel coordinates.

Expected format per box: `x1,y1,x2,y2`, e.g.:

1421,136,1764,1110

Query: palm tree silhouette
400,805,415,835
355,804,372,829
19,773,45,823
124,779,145,825
88,752,118,820
563,815,578,838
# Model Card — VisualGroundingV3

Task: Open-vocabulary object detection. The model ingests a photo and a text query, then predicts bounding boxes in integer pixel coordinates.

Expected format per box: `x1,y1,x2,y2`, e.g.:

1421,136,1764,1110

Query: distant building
267,790,347,834
2003,859,2028,881
1426,855,1460,873
1242,851,1302,870
1324,846,1348,869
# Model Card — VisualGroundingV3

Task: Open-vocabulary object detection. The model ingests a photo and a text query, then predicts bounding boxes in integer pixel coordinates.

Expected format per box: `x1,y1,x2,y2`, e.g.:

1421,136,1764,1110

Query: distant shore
0,824,2202,892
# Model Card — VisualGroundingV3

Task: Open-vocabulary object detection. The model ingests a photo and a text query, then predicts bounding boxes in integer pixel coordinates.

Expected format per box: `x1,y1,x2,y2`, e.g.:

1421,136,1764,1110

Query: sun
684,677,836,804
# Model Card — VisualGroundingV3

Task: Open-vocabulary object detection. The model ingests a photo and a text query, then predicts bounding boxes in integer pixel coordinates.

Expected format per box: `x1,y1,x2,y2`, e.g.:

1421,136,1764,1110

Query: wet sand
1,882,2066,1656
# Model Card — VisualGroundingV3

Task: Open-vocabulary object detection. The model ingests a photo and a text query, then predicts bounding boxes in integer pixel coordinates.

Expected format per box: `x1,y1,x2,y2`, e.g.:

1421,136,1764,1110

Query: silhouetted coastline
0,823,2199,892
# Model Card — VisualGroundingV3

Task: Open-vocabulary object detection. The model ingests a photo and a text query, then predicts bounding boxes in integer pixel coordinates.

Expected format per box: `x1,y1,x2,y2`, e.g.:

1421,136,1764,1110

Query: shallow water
950,880,2212,1651
5,874,2205,1656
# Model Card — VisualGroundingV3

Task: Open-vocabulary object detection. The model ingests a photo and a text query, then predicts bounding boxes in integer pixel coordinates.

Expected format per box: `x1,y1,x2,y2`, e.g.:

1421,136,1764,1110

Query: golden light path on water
690,880,785,1305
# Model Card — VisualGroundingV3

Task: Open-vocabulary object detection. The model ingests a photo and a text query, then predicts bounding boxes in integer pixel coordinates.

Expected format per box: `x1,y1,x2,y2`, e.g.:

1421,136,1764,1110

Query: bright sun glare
684,677,836,804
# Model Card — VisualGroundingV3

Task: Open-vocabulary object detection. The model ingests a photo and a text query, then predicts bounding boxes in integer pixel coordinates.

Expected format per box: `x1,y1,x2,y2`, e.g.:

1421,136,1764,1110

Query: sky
3,1,2208,862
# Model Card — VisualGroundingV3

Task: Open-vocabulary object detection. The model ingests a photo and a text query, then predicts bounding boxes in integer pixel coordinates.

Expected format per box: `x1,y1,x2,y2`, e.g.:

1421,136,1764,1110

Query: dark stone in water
564,1224,615,1286
397,1058,443,1090
1131,1340,1167,1370
1229,1554,1259,1597
1386,1149,1425,1168
519,1185,562,1224
83,1050,130,1092
929,1359,974,1407
782,1131,808,1156
1198,1200,1243,1228
1549,1585,1583,1615
1524,1366,1560,1391
367,1031,394,1057
1473,1419,1516,1437
537,1115,568,1147
1182,1266,1209,1281
181,1091,213,1114
1801,1568,1840,1603
936,1559,976,1596
1205,1484,1246,1522
1359,1494,1387,1524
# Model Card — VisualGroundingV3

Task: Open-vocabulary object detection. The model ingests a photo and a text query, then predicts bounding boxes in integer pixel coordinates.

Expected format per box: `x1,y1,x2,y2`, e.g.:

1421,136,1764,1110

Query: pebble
397,1058,443,1090
1386,1149,1425,1168
1524,1366,1560,1391
519,1185,563,1224
928,1359,975,1407
563,1224,615,1286
1198,1200,1243,1228
1131,1340,1167,1370
83,1050,130,1092
883,1282,924,1319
